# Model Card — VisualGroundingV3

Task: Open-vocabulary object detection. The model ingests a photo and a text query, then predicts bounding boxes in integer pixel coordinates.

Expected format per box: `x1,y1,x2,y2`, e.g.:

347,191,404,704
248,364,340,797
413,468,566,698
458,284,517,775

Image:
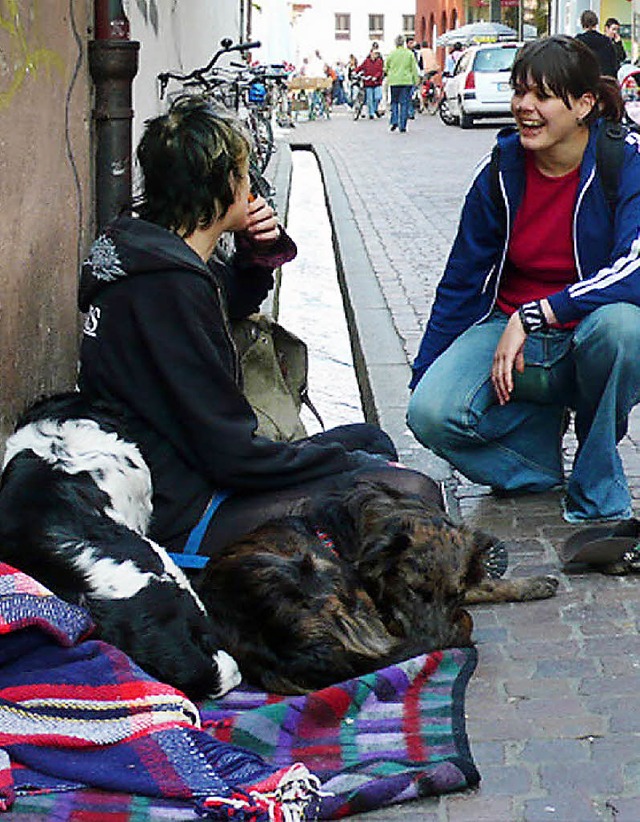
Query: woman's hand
491,312,527,405
240,196,281,245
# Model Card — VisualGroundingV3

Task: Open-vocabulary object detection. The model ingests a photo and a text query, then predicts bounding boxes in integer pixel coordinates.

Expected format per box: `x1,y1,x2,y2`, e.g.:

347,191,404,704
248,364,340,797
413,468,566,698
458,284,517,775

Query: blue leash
167,490,231,570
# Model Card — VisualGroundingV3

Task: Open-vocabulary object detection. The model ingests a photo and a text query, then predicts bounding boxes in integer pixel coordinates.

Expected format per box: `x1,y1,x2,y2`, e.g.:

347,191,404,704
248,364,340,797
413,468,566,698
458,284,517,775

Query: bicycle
307,82,331,120
351,73,365,120
158,38,275,173
263,64,295,128
421,70,444,115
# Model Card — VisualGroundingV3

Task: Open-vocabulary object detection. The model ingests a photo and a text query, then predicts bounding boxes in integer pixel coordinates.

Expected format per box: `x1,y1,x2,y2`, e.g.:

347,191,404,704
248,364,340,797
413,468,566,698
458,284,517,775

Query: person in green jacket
384,34,421,132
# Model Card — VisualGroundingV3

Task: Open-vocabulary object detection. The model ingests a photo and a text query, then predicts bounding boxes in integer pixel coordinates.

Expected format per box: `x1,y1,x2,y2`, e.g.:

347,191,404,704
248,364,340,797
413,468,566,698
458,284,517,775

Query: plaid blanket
3,564,480,819
202,647,479,817
0,563,319,821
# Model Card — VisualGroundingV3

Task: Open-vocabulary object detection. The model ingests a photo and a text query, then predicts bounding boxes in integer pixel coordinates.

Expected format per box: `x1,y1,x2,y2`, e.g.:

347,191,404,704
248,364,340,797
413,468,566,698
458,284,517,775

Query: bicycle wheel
250,110,274,173
353,88,365,120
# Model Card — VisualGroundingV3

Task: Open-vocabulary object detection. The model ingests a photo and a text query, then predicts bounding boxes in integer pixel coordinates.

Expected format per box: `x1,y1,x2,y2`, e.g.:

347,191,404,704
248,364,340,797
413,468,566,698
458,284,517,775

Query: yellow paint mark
0,0,64,110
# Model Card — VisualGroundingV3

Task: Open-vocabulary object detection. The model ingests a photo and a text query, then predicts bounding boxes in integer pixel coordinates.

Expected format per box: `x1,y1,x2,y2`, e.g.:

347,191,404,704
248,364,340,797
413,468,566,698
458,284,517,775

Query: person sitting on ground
356,46,384,119
78,95,434,565
576,10,618,77
407,35,640,525
604,17,627,70
384,34,421,133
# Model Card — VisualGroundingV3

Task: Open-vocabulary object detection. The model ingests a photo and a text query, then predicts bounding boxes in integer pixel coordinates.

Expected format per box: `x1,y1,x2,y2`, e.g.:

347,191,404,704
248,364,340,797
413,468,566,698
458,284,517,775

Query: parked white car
444,42,522,129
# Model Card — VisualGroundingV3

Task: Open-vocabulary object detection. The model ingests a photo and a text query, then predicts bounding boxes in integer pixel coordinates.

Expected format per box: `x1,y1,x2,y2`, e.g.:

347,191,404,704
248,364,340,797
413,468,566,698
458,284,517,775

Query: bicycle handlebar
158,38,262,97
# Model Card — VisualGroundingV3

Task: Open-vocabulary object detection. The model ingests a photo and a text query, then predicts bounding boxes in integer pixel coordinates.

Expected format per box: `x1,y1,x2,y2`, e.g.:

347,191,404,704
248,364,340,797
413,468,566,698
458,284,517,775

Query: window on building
369,14,384,40
402,14,415,38
335,13,351,40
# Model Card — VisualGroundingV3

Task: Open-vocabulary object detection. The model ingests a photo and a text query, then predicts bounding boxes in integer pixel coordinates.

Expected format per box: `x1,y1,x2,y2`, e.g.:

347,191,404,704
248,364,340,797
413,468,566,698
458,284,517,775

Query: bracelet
518,300,548,334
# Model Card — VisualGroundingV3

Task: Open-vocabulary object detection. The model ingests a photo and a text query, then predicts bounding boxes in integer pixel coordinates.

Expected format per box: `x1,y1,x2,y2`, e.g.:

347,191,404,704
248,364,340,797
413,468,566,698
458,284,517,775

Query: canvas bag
231,313,323,442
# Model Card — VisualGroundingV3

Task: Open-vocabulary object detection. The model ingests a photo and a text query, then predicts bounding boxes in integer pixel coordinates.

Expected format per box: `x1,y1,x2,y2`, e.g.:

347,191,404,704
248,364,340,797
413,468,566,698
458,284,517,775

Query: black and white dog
0,393,240,700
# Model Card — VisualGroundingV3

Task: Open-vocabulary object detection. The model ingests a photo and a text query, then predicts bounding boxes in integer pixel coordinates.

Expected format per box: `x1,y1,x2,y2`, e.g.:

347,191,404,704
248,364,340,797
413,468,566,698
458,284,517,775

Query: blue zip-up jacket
410,121,640,389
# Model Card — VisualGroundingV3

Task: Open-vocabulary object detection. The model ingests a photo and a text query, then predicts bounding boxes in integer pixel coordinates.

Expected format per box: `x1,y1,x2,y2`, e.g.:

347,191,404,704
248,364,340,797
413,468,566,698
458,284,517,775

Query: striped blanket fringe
0,562,321,820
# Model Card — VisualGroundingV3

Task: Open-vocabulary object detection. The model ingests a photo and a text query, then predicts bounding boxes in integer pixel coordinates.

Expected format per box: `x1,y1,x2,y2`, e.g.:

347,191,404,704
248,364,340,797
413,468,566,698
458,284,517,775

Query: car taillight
464,71,475,90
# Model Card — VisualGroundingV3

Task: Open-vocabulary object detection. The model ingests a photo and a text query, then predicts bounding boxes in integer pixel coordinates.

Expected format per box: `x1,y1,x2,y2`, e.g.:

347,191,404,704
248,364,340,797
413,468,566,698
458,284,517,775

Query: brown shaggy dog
196,478,558,694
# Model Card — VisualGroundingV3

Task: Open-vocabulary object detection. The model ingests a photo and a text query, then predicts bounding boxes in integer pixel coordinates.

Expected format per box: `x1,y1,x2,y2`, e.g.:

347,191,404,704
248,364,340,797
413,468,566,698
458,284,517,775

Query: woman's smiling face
511,75,595,156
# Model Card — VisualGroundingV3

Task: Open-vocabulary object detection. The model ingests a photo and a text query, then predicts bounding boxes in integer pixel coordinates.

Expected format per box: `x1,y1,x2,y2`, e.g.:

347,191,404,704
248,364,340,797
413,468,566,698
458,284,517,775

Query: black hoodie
78,216,372,542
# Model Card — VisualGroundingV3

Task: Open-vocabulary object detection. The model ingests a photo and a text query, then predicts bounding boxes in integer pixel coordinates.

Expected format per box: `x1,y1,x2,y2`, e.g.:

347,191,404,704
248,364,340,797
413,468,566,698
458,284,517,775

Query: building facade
284,1,418,67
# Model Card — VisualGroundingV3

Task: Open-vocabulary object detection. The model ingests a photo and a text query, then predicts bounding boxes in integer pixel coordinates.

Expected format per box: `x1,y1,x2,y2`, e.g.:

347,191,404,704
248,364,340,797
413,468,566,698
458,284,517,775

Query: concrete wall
0,1,92,442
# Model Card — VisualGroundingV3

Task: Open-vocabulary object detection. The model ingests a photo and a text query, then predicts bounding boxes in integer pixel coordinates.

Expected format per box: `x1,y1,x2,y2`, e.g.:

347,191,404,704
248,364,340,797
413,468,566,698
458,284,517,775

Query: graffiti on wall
0,0,64,109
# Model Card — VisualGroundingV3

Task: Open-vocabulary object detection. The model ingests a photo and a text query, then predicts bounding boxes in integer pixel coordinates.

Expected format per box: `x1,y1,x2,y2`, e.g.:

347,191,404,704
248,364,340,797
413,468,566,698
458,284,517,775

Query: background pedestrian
384,35,420,133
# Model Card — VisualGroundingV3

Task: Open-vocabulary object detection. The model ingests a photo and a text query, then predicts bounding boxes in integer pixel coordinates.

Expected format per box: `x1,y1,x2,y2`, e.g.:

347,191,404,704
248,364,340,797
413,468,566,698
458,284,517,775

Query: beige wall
124,0,241,155
0,1,92,442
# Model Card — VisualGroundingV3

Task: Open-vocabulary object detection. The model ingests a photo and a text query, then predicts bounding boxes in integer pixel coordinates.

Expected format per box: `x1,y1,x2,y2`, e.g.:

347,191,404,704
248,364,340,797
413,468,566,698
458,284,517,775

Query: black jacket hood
79,216,208,312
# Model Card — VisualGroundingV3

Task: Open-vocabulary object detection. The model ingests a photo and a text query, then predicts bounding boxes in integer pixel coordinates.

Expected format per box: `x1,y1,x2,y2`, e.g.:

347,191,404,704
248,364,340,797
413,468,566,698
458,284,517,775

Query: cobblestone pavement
271,108,640,821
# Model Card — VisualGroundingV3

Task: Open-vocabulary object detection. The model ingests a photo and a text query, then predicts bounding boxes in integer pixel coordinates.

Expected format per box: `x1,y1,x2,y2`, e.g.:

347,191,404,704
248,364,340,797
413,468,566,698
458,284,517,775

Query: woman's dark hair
511,35,624,124
135,95,250,235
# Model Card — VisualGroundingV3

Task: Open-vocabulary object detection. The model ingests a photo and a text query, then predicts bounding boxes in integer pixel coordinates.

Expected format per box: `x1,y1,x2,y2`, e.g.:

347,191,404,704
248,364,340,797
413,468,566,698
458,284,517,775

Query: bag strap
596,121,627,212
489,143,505,228
300,388,325,430
167,490,231,570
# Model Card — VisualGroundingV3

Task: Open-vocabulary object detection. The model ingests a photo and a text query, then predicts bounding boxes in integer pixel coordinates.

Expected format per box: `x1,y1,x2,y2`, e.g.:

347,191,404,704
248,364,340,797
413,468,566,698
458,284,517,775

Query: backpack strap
490,123,626,217
489,143,506,228
595,121,627,211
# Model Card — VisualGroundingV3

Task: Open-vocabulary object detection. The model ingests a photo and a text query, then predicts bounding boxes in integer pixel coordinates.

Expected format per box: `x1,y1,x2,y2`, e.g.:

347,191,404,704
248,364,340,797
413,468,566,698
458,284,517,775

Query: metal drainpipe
88,0,140,230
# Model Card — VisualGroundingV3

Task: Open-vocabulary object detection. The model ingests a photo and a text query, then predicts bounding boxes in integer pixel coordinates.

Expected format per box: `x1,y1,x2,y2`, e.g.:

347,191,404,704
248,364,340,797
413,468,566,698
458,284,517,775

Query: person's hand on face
608,24,621,42
241,195,281,244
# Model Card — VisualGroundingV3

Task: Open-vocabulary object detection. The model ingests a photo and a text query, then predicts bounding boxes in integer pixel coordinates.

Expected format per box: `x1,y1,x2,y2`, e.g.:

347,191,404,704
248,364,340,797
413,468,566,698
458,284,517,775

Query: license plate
497,82,510,91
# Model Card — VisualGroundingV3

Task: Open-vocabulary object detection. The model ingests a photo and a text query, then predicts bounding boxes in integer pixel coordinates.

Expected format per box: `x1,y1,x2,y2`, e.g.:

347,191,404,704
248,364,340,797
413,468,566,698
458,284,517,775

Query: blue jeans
365,85,382,117
390,85,412,131
407,305,640,522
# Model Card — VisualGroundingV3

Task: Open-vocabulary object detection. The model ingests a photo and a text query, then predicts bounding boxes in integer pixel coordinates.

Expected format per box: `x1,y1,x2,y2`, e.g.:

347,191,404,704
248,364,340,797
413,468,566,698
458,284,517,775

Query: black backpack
489,121,634,220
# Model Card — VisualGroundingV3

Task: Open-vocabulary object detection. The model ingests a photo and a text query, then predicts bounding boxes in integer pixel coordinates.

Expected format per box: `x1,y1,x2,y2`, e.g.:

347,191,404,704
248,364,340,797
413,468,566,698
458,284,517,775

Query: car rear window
473,47,518,73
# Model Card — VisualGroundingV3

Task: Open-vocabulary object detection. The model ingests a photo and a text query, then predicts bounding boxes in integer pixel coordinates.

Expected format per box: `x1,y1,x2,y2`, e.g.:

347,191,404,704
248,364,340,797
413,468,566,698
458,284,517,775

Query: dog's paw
211,649,242,697
521,575,559,600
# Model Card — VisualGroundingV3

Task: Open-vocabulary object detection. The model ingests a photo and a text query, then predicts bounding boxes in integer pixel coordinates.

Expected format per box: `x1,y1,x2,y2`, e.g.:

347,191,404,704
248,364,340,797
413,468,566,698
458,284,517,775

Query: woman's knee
574,304,640,372
407,377,452,450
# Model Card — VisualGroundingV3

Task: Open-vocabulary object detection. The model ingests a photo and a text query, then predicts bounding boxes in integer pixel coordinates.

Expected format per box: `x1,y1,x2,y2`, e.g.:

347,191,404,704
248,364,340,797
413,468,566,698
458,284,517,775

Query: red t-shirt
497,151,579,327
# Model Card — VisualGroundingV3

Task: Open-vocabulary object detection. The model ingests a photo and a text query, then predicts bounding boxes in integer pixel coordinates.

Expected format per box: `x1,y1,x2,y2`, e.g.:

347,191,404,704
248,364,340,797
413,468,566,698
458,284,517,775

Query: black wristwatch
518,300,548,334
